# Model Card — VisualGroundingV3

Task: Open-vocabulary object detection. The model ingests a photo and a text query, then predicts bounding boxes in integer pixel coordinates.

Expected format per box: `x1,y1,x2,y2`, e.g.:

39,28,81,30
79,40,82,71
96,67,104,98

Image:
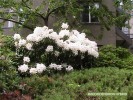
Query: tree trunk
44,17,48,26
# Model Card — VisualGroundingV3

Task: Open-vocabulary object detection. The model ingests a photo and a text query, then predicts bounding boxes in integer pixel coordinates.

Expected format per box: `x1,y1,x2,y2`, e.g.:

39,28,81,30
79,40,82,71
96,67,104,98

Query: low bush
95,45,133,69
0,34,19,94
13,67,133,100
0,34,15,67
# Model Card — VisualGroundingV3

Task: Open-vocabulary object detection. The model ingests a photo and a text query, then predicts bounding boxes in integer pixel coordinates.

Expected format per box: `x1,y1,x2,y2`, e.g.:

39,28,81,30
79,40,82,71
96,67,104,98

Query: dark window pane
90,3,99,22
81,5,89,22
82,13,89,22
91,14,99,22
81,4,99,23
83,5,89,13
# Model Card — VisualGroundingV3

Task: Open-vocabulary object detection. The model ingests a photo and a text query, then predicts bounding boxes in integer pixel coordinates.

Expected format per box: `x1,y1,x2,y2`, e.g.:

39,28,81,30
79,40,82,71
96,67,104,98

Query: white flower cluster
13,34,33,50
54,51,60,56
66,65,73,72
18,57,73,74
49,63,73,71
18,63,47,74
36,63,46,73
13,23,98,58
46,45,53,52
18,64,29,72
61,23,69,29
29,63,46,74
18,57,46,74
13,33,21,40
49,63,63,70
23,57,30,63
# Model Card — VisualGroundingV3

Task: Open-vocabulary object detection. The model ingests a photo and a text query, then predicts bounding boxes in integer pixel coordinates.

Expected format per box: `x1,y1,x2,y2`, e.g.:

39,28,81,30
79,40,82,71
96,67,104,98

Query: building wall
82,24,116,46
79,0,116,46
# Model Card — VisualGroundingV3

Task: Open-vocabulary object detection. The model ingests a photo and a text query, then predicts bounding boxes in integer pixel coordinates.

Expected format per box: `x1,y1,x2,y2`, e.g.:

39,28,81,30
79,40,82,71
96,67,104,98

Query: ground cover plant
1,67,133,100
0,34,21,99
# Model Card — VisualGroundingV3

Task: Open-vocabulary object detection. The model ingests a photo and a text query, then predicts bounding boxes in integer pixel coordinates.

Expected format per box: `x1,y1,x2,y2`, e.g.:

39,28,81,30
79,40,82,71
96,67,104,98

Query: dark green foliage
0,68,20,92
127,87,133,100
16,67,133,99
99,45,131,59
0,34,15,70
95,45,133,69
0,34,19,93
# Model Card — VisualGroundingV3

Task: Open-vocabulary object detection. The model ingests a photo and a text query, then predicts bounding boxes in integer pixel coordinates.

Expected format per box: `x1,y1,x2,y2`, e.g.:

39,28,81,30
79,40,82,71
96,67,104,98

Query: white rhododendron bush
13,23,99,75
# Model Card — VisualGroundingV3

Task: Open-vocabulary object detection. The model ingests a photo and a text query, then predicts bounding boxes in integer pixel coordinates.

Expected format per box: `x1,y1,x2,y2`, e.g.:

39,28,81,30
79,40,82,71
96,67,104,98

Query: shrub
0,34,15,70
15,67,133,99
13,23,99,75
99,45,131,59
95,45,133,69
0,34,19,94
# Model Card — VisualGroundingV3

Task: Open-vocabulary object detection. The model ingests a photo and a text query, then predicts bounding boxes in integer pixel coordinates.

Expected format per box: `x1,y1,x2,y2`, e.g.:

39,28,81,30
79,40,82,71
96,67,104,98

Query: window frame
81,2,100,24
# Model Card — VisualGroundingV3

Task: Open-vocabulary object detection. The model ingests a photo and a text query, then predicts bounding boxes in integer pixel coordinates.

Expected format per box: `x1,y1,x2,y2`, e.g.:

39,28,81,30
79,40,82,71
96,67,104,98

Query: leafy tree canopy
0,0,132,32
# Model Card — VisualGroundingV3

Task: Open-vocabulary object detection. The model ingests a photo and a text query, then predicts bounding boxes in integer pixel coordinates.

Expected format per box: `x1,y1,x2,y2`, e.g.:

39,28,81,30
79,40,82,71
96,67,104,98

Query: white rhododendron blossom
61,23,69,29
13,34,21,40
49,63,57,69
56,40,64,48
36,63,46,73
49,32,59,40
54,51,60,56
66,65,73,72
35,35,44,42
14,42,18,47
18,39,26,47
23,57,30,63
25,43,32,50
14,23,98,57
18,64,29,72
29,68,37,74
34,26,47,35
49,63,72,71
26,34,35,42
49,63,63,70
21,23,98,57
59,30,69,38
46,45,53,52
15,23,99,74
49,29,54,33
56,65,63,70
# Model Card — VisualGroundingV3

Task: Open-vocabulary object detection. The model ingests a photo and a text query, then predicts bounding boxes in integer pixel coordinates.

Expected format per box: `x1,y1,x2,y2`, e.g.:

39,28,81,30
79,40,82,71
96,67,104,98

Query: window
8,21,14,27
8,9,14,28
81,3,99,23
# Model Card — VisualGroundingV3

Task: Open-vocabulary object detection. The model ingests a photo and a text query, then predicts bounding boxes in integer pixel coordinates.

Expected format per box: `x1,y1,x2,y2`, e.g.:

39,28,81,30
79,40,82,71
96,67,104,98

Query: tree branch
46,5,65,18
21,0,46,23
0,17,34,30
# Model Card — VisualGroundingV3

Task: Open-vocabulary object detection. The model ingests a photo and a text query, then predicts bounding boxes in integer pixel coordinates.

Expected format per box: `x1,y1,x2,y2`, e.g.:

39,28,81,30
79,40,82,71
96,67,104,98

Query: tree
0,0,132,32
